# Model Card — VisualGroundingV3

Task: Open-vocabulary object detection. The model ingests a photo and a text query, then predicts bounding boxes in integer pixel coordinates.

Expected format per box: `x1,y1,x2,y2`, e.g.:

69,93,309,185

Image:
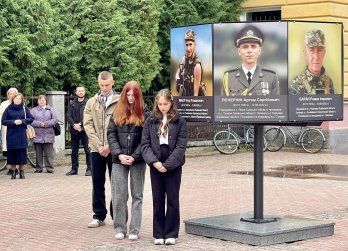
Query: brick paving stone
0,150,347,250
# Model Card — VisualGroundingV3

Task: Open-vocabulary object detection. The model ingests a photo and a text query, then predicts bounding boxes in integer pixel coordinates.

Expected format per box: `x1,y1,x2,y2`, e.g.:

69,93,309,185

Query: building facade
242,0,348,153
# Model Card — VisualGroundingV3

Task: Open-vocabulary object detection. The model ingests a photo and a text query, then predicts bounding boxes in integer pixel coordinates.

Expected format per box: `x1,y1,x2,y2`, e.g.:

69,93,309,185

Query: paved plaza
0,149,347,251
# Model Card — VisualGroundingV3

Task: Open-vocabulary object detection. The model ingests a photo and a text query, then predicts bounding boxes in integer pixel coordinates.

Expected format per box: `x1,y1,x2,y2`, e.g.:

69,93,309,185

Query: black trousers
70,131,91,171
91,152,113,221
150,145,182,239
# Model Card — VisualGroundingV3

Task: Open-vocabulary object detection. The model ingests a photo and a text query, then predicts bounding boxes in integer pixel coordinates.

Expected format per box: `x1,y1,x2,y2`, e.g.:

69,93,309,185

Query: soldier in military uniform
175,29,205,96
289,29,334,95
222,25,280,96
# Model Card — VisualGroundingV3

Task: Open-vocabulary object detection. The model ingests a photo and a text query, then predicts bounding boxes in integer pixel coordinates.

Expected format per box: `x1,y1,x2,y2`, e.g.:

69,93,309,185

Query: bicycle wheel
213,130,239,154
300,128,325,153
264,127,286,152
0,155,7,171
246,127,267,151
27,139,36,168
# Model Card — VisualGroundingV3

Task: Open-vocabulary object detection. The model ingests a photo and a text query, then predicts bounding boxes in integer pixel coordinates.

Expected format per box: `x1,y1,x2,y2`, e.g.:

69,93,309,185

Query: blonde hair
98,71,113,80
7,87,18,99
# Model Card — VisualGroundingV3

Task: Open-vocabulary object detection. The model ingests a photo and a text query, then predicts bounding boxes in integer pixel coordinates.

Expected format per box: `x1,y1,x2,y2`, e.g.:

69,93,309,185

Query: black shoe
34,170,42,173
11,170,16,179
46,170,54,174
7,169,13,175
19,170,25,179
66,169,78,176
85,169,91,176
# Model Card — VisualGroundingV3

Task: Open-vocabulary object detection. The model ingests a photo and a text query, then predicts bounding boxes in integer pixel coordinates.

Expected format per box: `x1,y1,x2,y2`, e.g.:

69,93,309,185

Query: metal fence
18,95,234,148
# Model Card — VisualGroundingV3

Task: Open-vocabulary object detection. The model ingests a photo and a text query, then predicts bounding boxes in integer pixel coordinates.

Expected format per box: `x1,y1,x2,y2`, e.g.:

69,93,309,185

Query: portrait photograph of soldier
288,22,342,95
171,24,212,97
214,22,288,96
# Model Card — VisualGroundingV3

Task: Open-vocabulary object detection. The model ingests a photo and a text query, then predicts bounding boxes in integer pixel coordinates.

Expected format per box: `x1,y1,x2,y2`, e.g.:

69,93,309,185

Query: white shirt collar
100,91,114,108
242,65,257,78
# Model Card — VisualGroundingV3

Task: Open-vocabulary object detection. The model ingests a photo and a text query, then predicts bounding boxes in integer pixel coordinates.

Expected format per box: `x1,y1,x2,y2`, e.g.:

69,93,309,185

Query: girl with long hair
107,80,148,241
141,89,188,245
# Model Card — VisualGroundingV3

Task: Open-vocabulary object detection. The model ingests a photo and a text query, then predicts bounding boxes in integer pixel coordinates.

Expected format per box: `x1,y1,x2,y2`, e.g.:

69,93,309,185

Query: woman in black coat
1,93,34,179
141,89,188,246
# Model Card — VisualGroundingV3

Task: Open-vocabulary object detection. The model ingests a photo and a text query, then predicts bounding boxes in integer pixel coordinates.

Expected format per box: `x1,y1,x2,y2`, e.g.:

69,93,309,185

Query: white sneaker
115,233,125,240
87,219,105,228
154,238,164,245
165,238,176,245
128,234,138,240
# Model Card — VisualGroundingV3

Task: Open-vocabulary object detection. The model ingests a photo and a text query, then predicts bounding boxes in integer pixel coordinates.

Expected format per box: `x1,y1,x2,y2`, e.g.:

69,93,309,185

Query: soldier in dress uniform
221,25,280,96
289,29,334,95
175,29,205,96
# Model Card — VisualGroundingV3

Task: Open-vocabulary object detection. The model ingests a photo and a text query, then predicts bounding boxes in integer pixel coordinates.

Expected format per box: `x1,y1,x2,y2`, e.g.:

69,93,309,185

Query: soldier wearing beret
289,29,334,95
175,29,205,96
222,25,280,96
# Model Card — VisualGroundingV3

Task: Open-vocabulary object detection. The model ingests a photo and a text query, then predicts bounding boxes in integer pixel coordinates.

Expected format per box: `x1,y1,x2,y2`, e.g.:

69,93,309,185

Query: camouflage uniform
289,67,334,95
176,29,205,96
289,29,334,95
222,66,280,96
177,56,202,96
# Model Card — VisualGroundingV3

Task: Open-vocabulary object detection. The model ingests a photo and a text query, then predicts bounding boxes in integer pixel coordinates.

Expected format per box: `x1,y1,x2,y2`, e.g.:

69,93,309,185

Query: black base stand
184,125,335,246
240,217,277,224
185,212,334,246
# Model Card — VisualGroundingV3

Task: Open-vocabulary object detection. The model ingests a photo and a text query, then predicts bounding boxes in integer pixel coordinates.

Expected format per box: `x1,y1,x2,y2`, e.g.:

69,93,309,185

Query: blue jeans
91,152,113,221
70,131,91,171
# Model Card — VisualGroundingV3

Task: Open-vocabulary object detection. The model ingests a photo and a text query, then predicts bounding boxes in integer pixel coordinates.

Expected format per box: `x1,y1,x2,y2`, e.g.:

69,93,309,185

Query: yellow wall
243,0,348,98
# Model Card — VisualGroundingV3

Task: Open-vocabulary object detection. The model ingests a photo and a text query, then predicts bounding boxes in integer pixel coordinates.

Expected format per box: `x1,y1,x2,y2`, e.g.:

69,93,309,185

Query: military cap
234,25,264,47
185,29,195,41
304,29,325,47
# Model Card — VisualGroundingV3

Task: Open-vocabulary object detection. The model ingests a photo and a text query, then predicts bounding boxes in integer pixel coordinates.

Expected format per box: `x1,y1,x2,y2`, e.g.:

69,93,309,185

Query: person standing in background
66,86,92,176
30,95,58,174
84,71,120,228
1,93,33,179
0,87,19,175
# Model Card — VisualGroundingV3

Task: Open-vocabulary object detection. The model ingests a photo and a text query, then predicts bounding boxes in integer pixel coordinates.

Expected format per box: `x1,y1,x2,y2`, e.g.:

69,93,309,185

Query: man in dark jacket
66,86,92,176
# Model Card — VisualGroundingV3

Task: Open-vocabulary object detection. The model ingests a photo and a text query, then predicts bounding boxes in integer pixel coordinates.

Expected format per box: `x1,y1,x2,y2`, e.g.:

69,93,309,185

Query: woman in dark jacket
141,89,188,246
107,81,148,241
1,93,34,179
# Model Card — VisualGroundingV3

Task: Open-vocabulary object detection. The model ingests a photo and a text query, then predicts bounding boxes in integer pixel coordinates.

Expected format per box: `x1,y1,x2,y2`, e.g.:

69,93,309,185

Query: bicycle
213,124,267,154
0,139,36,172
264,126,325,153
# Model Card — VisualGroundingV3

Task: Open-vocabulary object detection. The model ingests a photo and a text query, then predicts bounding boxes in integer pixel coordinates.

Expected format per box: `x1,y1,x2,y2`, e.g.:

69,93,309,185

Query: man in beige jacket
84,71,120,228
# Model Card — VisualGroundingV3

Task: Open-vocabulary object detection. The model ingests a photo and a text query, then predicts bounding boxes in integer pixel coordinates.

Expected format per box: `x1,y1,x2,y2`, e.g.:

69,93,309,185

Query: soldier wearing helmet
289,29,334,95
175,29,205,96
221,25,280,96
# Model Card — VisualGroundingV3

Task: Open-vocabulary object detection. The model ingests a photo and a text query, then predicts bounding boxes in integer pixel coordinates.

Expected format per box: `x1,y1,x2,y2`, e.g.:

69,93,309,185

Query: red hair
113,80,145,127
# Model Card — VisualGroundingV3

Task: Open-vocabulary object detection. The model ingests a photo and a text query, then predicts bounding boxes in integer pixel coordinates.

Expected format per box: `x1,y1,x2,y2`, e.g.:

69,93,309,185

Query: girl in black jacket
107,81,147,241
141,89,188,245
